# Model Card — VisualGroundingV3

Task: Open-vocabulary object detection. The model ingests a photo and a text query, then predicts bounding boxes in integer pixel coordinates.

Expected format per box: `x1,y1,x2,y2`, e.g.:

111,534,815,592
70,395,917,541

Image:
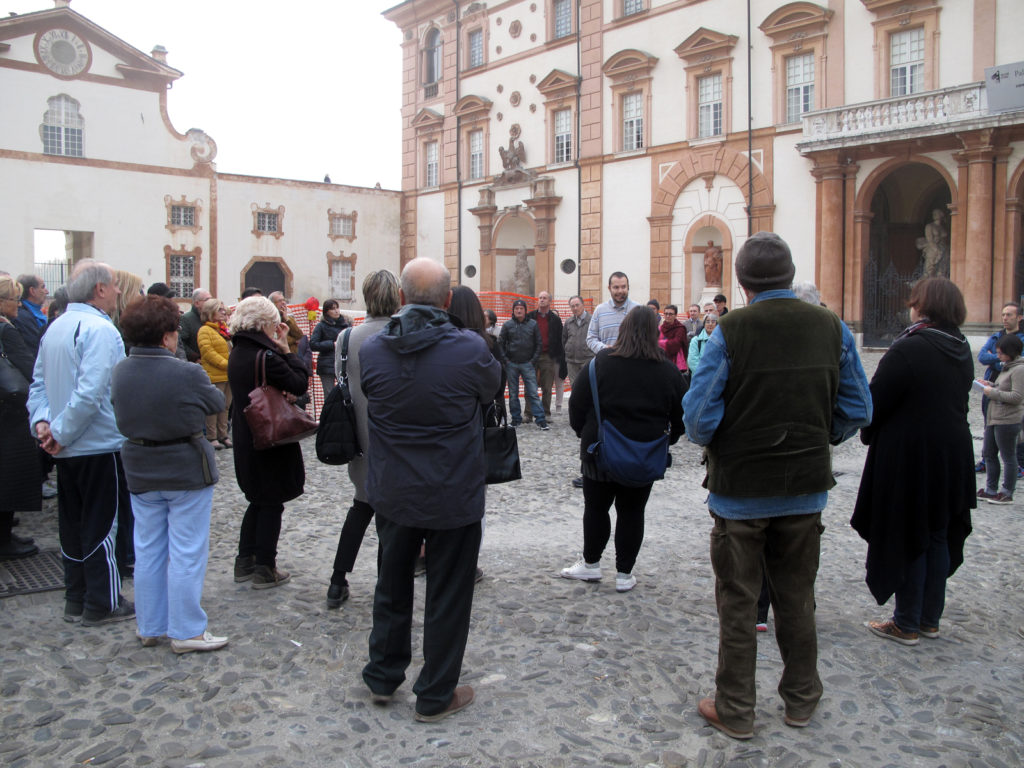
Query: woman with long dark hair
853,276,975,645
449,286,505,424
561,306,684,592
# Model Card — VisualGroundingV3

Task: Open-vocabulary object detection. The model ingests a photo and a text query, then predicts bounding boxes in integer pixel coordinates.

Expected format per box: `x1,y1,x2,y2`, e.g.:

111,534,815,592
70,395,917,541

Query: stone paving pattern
1,353,1023,767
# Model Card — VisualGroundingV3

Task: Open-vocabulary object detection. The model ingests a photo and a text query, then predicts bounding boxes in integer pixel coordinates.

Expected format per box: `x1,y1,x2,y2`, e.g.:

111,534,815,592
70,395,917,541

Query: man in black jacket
179,288,211,362
359,257,501,723
499,299,547,429
527,291,565,419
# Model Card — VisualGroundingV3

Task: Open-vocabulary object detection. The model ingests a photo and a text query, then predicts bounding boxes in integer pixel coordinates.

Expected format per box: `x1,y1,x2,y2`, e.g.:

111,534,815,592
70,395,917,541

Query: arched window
41,94,83,157
424,28,441,84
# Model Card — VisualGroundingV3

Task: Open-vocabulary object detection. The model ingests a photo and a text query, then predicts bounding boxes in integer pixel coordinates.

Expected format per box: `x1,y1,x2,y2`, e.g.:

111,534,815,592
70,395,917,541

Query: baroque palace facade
383,0,1024,344
0,2,400,309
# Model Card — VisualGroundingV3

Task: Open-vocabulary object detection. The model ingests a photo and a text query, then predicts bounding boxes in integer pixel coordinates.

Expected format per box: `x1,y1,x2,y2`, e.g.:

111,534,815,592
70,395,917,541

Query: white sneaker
616,573,637,592
560,559,601,582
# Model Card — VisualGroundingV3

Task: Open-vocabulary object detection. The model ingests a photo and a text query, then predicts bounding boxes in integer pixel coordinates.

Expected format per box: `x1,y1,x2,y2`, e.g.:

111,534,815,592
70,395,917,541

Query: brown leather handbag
243,350,318,450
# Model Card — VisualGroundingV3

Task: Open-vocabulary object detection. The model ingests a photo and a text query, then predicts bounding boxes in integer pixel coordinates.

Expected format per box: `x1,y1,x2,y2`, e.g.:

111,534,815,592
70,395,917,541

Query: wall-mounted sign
985,61,1024,114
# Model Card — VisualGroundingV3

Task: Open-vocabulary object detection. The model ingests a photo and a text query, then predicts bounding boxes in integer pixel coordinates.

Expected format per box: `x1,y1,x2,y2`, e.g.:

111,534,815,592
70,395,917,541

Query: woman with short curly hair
112,294,228,653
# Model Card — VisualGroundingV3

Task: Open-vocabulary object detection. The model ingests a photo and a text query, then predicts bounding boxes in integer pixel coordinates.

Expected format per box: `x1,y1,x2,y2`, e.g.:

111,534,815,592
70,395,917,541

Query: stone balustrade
798,82,990,151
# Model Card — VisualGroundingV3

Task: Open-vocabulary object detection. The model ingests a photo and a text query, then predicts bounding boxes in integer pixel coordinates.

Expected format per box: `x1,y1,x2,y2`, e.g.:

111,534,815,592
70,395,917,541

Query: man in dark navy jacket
359,257,501,723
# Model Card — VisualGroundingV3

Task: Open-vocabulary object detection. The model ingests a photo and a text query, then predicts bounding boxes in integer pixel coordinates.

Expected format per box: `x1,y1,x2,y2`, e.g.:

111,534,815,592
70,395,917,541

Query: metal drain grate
0,549,64,597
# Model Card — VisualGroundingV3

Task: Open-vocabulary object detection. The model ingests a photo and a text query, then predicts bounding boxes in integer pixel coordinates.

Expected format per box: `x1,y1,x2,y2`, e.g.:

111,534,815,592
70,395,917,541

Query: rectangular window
330,216,354,237
785,53,815,123
698,73,723,138
623,0,643,16
622,92,643,151
336,261,353,301
425,141,439,187
890,27,924,96
468,29,483,68
554,108,572,164
168,253,195,299
553,0,572,39
171,205,196,227
468,130,484,180
256,212,278,233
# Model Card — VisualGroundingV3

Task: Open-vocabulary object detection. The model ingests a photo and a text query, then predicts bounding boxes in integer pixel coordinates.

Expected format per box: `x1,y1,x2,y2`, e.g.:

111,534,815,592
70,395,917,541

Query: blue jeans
132,487,214,640
893,527,949,633
506,361,545,425
983,423,1019,494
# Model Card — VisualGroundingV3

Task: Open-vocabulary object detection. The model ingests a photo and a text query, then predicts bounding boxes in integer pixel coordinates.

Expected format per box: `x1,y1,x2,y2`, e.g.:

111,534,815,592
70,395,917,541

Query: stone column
956,130,995,318
810,153,854,314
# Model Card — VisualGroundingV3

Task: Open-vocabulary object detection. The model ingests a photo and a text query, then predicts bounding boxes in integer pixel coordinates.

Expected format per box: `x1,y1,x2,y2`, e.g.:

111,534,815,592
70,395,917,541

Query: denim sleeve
978,333,1000,369
830,321,873,445
682,328,729,446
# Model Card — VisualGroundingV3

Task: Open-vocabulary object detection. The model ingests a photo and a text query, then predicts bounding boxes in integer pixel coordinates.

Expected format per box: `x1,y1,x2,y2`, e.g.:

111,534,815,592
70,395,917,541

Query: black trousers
581,477,653,574
331,499,377,583
55,452,128,613
363,515,480,717
238,501,284,567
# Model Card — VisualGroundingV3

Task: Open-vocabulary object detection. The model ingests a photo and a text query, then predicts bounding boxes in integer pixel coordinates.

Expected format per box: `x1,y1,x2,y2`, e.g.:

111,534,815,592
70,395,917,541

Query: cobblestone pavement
2,353,1023,767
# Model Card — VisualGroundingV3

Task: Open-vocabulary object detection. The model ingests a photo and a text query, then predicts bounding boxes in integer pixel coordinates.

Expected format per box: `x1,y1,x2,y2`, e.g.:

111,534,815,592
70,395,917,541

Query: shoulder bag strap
338,327,352,385
588,357,601,425
253,349,268,387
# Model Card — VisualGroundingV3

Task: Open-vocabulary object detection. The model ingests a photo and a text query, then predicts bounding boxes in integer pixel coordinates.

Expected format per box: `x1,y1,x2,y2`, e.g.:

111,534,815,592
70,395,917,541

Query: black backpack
315,328,361,464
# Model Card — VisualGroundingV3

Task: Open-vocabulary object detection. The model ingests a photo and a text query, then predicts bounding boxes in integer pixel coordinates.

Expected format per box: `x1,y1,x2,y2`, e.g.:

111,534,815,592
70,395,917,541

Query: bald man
358,258,501,723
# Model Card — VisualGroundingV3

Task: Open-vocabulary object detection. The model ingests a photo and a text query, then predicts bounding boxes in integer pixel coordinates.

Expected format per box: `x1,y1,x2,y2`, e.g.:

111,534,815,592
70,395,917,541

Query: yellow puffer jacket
197,322,230,384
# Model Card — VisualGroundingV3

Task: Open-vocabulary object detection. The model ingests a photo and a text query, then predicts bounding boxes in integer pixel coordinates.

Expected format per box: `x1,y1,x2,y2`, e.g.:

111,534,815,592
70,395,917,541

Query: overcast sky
9,0,404,190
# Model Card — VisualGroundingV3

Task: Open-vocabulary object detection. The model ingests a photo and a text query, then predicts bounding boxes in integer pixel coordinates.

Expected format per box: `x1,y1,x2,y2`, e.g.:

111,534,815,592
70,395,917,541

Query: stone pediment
759,3,833,42
452,95,493,120
411,107,444,132
536,69,580,99
0,5,182,89
674,28,739,66
602,49,658,82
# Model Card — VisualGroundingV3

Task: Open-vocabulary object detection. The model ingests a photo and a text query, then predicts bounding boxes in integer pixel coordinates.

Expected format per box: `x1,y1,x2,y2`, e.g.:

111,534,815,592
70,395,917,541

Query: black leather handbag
484,404,521,484
0,327,30,405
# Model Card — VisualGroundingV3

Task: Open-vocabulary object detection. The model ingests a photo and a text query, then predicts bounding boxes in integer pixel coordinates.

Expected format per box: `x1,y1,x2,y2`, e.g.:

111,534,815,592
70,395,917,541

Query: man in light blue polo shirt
28,260,134,627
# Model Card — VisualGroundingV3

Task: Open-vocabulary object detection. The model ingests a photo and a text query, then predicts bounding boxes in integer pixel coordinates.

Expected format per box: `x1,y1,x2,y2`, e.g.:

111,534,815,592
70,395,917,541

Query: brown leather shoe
698,697,754,740
415,685,475,723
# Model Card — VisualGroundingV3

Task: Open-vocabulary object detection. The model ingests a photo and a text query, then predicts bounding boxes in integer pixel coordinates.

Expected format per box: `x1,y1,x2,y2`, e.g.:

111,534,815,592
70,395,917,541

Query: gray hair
65,259,113,303
401,258,450,307
228,296,280,334
17,274,42,300
792,281,822,306
192,288,208,303
362,269,401,317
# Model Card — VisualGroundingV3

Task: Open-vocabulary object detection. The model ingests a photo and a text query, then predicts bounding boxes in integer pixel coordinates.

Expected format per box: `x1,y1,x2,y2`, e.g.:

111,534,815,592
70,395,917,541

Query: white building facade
384,0,1024,343
0,3,401,308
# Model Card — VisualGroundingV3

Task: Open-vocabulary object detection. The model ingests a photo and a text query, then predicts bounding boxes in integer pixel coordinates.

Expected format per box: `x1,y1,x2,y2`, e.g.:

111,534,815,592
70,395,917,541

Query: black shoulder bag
315,328,361,464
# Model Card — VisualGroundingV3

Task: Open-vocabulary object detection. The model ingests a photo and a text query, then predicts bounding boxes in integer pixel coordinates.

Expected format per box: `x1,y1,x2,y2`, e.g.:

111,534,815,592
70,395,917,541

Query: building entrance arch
859,161,952,346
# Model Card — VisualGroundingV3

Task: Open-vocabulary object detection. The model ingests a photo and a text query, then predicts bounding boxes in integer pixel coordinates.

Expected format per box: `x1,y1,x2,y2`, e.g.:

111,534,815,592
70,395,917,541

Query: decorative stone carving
510,20,522,38
513,246,532,294
703,241,723,286
510,91,521,106
495,125,535,185
187,128,217,164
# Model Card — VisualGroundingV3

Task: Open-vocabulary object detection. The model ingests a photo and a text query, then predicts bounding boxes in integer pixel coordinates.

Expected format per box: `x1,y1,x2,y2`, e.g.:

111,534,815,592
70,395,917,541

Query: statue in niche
916,209,949,277
703,241,723,286
512,246,533,295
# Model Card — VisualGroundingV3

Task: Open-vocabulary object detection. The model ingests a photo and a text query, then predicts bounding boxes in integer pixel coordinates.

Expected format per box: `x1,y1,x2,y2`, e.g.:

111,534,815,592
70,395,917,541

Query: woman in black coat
562,307,684,593
309,299,350,394
227,296,310,589
852,277,975,645
0,276,40,559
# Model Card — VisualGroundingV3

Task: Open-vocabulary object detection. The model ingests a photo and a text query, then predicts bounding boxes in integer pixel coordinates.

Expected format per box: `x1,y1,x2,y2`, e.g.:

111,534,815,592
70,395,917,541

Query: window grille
785,53,815,123
554,108,572,163
698,74,723,138
890,27,924,96
622,92,643,151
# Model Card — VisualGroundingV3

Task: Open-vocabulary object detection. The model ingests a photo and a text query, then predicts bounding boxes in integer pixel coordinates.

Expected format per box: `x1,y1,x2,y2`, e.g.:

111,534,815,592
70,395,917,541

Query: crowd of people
0,234,994,732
